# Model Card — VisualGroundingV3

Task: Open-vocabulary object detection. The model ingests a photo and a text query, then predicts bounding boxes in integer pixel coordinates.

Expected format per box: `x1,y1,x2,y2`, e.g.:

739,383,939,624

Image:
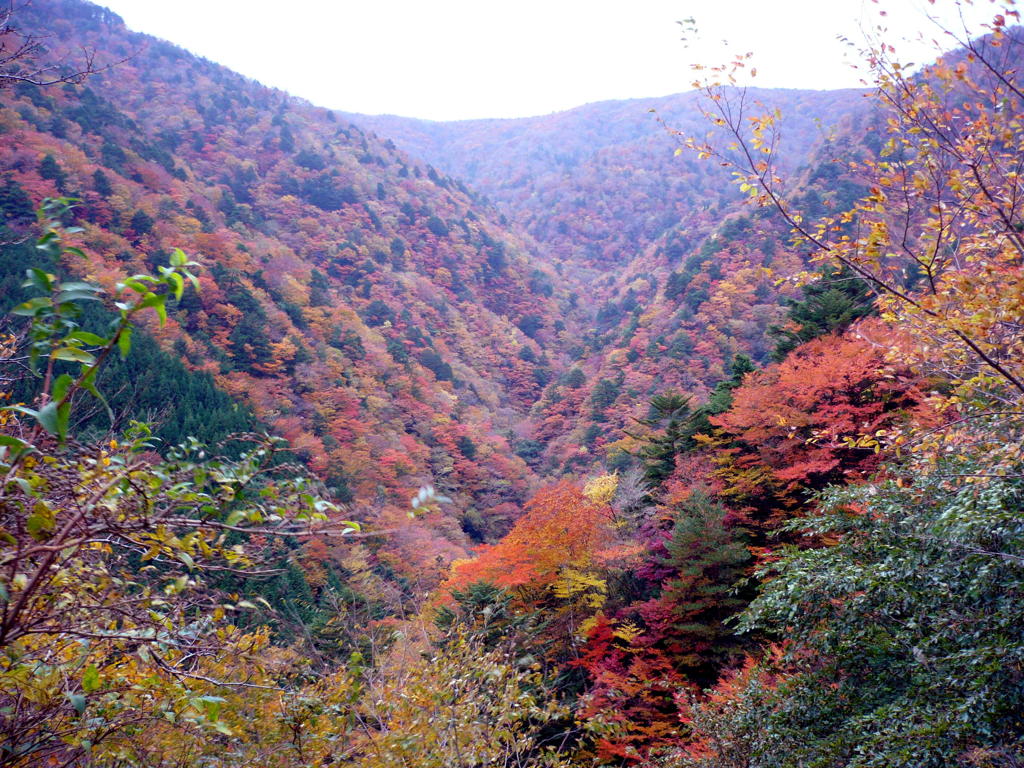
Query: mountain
522,106,880,473
0,0,878,540
0,0,579,577
346,87,866,277
348,88,875,472
4,2,1023,765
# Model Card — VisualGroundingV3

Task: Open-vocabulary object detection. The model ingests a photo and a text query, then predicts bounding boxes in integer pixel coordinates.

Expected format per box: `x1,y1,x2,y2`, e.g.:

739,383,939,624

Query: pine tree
629,392,693,488
0,175,34,226
657,491,751,684
769,264,875,361
38,153,67,191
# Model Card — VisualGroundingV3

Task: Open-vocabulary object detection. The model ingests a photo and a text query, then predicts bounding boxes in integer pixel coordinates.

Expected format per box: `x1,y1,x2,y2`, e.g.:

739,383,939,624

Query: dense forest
1,0,1022,766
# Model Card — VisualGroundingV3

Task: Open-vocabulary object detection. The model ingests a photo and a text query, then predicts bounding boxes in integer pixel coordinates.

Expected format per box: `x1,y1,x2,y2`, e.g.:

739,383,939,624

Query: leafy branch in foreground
3,197,200,449
0,200,358,767
674,4,1024,412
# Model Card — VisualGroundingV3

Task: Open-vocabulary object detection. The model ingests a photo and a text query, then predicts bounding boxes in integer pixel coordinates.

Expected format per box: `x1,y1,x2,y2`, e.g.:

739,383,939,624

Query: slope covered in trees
348,88,865,276
0,0,581,577
351,84,878,475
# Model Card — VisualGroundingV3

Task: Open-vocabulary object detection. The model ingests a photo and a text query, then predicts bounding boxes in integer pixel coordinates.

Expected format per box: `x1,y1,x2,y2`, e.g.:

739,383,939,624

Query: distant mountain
347,87,866,276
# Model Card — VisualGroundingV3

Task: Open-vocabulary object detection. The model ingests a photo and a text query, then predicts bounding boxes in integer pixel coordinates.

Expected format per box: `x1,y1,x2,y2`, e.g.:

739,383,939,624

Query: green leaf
26,509,55,540
32,401,66,440
52,347,96,365
170,248,188,267
52,373,74,403
166,271,184,301
63,246,88,259
194,695,225,722
66,331,108,346
118,325,132,359
81,665,100,693
0,434,32,456
10,296,51,316
26,267,54,292
139,293,167,326
55,289,102,304
121,277,149,294
59,281,102,293
57,401,71,442
68,693,87,714
36,239,61,259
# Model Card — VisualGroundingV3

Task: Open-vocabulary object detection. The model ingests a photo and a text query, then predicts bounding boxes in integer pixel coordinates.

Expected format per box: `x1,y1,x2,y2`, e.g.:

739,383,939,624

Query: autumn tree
346,628,576,768
443,479,618,668
709,327,925,531
682,3,1024,423
577,613,688,763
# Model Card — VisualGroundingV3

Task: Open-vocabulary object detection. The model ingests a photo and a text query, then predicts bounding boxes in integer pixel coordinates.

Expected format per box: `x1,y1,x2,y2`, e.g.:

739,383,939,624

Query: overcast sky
96,0,999,121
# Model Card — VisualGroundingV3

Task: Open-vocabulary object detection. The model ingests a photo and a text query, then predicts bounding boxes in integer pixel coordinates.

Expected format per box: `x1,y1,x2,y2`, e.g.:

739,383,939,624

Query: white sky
96,0,1003,121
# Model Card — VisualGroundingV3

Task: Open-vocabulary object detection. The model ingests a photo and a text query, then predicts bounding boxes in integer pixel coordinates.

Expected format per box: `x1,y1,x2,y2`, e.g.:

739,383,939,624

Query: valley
1,1,1022,766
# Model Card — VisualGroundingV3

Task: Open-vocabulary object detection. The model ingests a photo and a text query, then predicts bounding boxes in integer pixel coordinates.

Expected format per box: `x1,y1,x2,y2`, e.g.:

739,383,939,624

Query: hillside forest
0,1,1023,766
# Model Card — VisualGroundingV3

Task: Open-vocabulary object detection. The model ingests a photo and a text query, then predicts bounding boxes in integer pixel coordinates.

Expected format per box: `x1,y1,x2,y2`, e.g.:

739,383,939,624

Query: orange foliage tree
708,326,926,530
443,480,616,654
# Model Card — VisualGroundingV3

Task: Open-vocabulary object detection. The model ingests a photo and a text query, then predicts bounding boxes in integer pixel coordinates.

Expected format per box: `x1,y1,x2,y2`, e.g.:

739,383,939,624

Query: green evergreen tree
659,491,751,684
92,169,112,197
229,311,273,372
564,367,585,389
769,265,875,360
628,391,693,488
130,208,154,235
308,268,330,306
38,153,67,192
630,356,754,491
0,176,34,226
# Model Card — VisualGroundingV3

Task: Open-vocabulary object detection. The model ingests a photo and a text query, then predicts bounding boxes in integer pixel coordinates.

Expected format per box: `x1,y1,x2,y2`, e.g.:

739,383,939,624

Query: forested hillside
0,0,581,574
1,0,1022,766
526,108,880,474
349,88,864,275
352,88,875,474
